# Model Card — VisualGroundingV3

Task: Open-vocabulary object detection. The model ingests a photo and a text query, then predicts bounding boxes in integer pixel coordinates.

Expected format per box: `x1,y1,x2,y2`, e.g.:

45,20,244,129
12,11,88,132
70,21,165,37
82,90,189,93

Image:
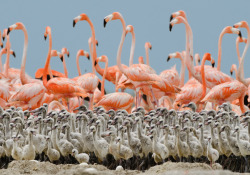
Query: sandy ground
0,160,247,175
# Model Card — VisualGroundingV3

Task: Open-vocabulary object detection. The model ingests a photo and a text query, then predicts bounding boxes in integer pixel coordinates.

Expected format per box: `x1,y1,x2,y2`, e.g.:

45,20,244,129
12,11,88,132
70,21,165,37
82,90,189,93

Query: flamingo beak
170,15,173,22
73,20,76,27
2,36,5,41
12,51,16,58
239,31,242,38
44,36,47,40
230,71,233,76
67,52,70,57
167,56,170,62
60,56,63,62
169,24,173,32
7,28,11,35
212,62,215,68
0,43,3,48
104,19,107,28
87,55,90,60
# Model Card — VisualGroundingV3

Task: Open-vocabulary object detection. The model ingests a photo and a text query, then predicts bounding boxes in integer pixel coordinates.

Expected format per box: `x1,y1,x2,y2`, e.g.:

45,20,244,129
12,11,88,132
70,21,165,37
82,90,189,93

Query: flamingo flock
0,10,250,172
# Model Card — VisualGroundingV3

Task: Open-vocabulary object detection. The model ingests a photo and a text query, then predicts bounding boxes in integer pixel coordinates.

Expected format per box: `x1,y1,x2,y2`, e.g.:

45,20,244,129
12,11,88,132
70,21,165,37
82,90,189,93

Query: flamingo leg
135,87,140,109
89,94,93,110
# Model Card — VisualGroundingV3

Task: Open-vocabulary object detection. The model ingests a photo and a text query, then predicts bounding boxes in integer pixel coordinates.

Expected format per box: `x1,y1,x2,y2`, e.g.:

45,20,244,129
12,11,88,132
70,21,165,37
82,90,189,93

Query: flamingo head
96,55,108,65
77,49,90,60
103,12,122,28
230,64,237,76
61,48,70,57
211,57,215,67
195,53,201,63
145,42,152,50
44,26,51,40
233,21,248,29
167,52,182,62
223,26,242,38
170,10,186,22
169,16,186,32
125,25,134,35
7,22,24,35
73,13,89,27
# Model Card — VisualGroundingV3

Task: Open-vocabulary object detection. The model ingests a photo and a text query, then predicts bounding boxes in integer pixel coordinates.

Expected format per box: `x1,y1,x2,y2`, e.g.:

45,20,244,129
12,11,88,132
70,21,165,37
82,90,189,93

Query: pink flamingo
170,17,239,89
42,26,88,108
60,48,70,77
174,53,214,110
95,55,134,112
73,14,101,110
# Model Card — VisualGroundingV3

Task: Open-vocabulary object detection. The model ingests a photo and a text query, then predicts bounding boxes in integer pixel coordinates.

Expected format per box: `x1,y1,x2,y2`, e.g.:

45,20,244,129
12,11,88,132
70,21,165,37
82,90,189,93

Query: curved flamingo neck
217,30,226,71
238,24,250,86
181,17,195,78
179,53,185,87
86,18,96,74
145,46,150,66
62,55,68,78
101,59,108,96
76,53,82,76
4,36,11,77
232,64,238,80
116,15,127,74
236,39,241,63
0,49,5,72
201,56,207,100
20,26,29,85
129,31,135,66
43,31,52,88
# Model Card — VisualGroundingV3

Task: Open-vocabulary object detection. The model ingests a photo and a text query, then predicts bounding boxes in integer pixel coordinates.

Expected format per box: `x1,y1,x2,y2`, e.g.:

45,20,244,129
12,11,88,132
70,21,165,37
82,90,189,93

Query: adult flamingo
6,23,47,109
173,53,214,110
42,26,88,108
73,14,101,110
60,48,70,77
95,55,134,112
170,17,239,89
104,12,180,108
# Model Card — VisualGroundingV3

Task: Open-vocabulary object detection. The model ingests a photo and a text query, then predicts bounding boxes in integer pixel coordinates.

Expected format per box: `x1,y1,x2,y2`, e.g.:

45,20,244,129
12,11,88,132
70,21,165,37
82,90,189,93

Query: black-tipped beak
170,15,173,22
12,51,16,58
233,25,236,28
169,24,173,32
150,46,152,50
167,56,170,62
104,19,107,28
60,56,63,62
230,71,233,76
212,62,215,68
87,55,90,60
0,43,3,48
198,59,201,63
67,53,70,57
238,31,242,38
44,36,47,40
94,60,97,66
73,20,76,27
7,28,10,35
96,42,98,47
2,36,5,41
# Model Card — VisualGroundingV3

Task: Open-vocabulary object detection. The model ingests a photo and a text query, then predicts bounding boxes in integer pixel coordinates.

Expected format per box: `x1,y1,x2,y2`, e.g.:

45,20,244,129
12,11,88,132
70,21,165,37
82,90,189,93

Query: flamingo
174,53,213,110
73,14,102,110
42,26,88,108
95,55,134,112
60,48,70,78
6,23,47,110
104,12,180,108
170,17,240,89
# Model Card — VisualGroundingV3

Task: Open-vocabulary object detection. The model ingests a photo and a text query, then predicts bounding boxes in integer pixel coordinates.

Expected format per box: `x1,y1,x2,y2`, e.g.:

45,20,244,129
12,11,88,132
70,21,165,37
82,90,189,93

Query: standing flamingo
170,17,239,89
73,14,101,110
95,55,134,112
174,53,213,110
42,26,88,108
104,12,180,108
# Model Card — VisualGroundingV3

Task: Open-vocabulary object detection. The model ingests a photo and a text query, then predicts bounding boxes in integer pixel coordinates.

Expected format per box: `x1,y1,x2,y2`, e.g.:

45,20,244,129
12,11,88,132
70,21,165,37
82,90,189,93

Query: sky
0,0,250,93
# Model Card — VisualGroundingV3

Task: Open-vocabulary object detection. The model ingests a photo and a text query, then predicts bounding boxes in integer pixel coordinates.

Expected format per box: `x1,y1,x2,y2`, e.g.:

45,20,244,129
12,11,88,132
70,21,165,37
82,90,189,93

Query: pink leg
150,87,158,108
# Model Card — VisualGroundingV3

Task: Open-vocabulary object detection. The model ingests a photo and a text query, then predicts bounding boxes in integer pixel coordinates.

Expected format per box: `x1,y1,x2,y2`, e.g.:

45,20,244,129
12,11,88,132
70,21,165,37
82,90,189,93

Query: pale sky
1,0,250,93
